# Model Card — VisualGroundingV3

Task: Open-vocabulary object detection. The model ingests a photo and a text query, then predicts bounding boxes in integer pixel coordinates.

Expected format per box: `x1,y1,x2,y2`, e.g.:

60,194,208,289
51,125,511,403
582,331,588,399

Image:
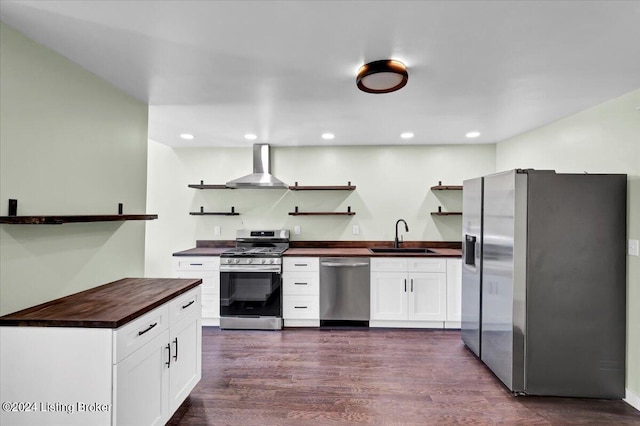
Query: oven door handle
220,265,281,273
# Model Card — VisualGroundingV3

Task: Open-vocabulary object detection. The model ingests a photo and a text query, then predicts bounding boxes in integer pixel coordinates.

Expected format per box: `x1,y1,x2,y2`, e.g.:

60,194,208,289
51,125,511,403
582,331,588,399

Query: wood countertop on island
0,277,202,328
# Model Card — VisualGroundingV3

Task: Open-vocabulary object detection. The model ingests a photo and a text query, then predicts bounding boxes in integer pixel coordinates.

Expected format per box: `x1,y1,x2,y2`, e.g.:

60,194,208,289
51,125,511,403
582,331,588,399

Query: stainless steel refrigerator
461,169,626,398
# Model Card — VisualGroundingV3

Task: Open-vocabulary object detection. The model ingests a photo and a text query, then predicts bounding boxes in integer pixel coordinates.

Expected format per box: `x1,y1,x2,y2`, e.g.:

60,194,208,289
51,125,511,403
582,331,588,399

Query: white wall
0,23,149,315
496,89,640,400
145,143,495,277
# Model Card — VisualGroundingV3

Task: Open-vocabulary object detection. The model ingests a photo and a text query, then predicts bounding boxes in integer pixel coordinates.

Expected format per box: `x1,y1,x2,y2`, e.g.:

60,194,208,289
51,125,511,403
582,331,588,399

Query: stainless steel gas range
219,229,289,330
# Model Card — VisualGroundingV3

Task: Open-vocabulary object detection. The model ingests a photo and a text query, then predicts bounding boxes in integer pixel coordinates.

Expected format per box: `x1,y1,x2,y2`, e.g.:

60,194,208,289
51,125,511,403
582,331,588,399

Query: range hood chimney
225,144,288,189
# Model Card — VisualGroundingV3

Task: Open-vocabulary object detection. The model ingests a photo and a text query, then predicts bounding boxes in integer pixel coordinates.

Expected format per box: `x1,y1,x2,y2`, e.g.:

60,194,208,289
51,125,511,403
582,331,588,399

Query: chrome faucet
394,219,409,248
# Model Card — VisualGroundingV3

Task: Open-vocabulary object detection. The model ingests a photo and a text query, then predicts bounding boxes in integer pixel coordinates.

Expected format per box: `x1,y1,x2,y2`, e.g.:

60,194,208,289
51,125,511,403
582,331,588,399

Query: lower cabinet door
114,330,170,426
169,314,202,414
409,272,447,321
370,272,407,320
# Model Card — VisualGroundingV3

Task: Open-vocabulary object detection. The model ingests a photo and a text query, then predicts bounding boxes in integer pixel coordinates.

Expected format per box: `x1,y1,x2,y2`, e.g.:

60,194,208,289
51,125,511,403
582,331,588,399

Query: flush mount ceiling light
400,132,414,139
357,60,408,94
466,131,481,138
244,133,258,140
321,133,335,140
180,133,194,140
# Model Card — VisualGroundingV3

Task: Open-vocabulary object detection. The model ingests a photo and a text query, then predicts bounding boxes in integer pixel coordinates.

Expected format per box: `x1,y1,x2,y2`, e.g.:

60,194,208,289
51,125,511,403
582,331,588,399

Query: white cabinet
370,257,447,328
282,257,319,327
167,289,203,413
0,285,202,426
114,330,170,425
173,256,220,326
445,258,462,328
113,286,202,426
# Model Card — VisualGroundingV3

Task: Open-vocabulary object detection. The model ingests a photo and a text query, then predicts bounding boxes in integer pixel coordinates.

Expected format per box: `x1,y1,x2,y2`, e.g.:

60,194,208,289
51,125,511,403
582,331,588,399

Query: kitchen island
0,278,202,426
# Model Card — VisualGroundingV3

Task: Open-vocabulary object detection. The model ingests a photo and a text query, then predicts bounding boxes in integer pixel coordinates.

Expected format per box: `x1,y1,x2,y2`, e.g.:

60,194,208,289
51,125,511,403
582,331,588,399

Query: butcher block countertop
172,247,231,256
0,278,202,328
173,246,461,257
283,248,461,257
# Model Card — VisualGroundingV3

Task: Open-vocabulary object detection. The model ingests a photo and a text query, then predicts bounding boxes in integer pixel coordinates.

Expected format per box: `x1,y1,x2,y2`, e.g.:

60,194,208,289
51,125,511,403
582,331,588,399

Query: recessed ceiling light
244,133,257,140
322,133,335,140
357,60,408,94
180,133,194,140
400,132,414,139
466,131,481,138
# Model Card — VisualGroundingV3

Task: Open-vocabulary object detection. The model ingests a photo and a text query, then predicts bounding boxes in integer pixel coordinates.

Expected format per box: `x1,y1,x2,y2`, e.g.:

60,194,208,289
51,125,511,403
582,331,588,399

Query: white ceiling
1,1,639,148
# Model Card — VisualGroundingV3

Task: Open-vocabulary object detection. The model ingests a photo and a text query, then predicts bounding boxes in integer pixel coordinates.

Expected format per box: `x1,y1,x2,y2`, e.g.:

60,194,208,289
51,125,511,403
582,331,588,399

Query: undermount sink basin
369,247,436,254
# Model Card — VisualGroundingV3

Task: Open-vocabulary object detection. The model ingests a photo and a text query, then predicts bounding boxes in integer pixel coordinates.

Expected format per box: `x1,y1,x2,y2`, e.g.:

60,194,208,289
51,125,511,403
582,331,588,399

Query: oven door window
220,271,282,317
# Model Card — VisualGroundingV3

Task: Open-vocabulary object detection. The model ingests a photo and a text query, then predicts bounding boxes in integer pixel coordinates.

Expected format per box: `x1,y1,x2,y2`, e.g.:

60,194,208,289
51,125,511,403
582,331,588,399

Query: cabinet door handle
294,263,308,266
294,306,308,309
165,344,171,368
182,300,195,309
404,279,407,292
138,322,158,336
411,279,414,292
189,263,203,266
294,282,308,285
173,338,178,361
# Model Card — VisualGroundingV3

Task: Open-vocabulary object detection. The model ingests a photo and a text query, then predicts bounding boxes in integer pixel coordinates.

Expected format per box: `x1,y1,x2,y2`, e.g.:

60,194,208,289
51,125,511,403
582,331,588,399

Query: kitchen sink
369,247,436,254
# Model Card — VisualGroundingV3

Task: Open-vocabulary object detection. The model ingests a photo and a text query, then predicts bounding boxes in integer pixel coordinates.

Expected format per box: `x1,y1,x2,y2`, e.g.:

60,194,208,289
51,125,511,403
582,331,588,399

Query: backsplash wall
144,143,495,276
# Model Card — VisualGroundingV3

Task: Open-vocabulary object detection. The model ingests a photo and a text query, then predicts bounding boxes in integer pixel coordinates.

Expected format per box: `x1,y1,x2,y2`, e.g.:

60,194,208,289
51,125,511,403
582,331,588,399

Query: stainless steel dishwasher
319,257,370,326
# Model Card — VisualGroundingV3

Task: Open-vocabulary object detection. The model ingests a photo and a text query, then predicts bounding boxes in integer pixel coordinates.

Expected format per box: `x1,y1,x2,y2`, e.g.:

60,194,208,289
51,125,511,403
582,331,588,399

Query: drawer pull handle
138,322,158,336
294,282,308,285
173,337,179,361
189,263,203,266
294,263,308,266
294,306,308,309
165,344,171,368
182,300,195,309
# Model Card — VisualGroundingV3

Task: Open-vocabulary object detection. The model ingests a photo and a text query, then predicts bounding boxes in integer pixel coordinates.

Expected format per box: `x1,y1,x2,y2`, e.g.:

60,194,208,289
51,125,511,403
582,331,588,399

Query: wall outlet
294,225,301,235
629,239,639,256
352,225,360,235
214,226,221,236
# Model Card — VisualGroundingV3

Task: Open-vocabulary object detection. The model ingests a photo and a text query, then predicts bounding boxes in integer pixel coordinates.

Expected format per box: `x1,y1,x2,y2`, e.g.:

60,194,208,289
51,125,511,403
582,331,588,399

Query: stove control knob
226,259,232,264
247,259,253,264
270,259,275,264
234,259,240,264
261,259,266,264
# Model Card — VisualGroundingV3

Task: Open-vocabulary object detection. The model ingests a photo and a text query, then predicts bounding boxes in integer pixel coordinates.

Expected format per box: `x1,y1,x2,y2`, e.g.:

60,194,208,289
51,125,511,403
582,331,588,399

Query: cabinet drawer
370,257,408,272
113,304,169,364
283,272,319,295
283,295,319,319
169,286,202,324
283,257,319,272
407,258,446,273
173,256,220,271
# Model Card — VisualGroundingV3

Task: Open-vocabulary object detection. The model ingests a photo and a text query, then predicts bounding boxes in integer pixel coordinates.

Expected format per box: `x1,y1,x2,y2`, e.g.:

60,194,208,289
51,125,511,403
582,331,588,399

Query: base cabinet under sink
370,258,461,329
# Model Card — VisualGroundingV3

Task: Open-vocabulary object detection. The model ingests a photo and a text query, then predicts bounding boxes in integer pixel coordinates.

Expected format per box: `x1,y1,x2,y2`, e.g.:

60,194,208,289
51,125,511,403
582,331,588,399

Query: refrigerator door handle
464,234,477,265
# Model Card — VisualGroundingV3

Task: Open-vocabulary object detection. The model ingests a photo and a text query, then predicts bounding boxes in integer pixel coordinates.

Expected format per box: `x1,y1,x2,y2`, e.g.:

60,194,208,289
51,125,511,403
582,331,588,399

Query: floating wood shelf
289,206,355,216
0,214,158,225
431,185,462,190
188,181,233,190
430,212,462,216
288,181,356,191
190,206,239,216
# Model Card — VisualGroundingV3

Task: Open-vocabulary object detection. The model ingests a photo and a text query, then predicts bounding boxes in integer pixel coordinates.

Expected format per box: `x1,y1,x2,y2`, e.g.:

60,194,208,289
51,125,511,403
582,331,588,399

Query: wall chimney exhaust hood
225,144,288,189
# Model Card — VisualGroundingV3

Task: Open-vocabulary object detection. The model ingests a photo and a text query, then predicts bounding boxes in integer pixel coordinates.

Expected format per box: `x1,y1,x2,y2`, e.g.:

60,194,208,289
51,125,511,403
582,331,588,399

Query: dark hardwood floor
168,327,640,425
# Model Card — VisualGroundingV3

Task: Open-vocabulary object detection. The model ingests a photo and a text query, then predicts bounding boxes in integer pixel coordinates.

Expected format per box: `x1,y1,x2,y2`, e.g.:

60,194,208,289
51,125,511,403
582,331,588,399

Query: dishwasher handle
321,261,369,267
